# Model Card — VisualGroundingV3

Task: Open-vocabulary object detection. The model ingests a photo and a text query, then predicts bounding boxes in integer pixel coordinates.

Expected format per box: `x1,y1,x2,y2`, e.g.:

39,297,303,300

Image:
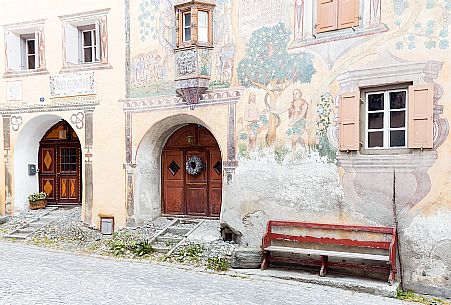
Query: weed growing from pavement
206,256,230,272
396,290,451,305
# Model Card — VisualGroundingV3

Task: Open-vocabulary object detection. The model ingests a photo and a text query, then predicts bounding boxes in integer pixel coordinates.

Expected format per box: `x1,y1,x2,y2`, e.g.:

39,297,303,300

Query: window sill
289,24,388,49
3,69,49,79
59,62,112,74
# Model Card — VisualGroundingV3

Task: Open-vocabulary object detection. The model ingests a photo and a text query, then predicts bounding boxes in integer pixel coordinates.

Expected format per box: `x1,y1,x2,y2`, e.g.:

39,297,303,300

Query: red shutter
339,91,360,151
408,84,434,149
317,0,338,33
337,0,360,29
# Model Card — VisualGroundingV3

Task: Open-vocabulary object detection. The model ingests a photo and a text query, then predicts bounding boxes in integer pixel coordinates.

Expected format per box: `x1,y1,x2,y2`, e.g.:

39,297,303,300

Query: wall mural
237,22,316,158
394,0,450,50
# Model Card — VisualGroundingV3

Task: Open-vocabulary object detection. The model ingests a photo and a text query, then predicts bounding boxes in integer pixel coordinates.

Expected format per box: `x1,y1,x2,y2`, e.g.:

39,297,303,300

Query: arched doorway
38,120,82,205
162,124,222,217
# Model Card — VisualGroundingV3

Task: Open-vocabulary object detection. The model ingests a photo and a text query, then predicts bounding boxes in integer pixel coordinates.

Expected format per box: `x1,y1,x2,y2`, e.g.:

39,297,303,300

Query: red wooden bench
261,220,397,284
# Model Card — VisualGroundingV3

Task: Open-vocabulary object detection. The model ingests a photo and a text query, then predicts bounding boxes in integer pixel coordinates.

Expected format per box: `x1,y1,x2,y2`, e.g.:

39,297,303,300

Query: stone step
167,226,191,235
153,246,171,253
156,235,183,243
4,233,30,239
17,228,35,234
28,222,48,228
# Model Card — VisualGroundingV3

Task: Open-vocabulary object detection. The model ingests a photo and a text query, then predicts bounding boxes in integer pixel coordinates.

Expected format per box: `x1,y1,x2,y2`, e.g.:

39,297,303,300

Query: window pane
390,111,406,128
27,40,35,54
368,113,384,129
368,93,384,111
83,31,92,47
368,131,383,148
184,13,191,28
198,11,208,27
390,91,406,109
390,130,405,147
28,56,35,69
184,27,191,41
198,27,208,42
84,47,93,62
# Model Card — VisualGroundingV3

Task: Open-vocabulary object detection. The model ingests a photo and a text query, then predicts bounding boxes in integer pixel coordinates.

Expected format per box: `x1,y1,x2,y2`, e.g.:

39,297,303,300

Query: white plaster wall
13,114,62,213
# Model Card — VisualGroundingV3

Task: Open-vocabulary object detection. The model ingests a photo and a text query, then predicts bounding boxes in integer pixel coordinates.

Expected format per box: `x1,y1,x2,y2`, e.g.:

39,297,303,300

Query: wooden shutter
408,84,434,149
337,0,360,29
95,20,101,62
34,31,40,68
339,91,360,151
65,23,79,64
5,31,21,71
317,0,338,33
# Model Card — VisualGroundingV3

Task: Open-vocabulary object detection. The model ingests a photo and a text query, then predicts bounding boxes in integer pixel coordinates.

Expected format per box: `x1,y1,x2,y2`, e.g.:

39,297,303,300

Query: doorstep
232,267,400,298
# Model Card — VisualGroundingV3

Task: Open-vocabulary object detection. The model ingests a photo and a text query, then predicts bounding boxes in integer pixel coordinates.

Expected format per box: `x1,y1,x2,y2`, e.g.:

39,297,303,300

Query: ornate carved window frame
175,0,214,49
291,0,385,48
3,19,48,78
59,8,111,73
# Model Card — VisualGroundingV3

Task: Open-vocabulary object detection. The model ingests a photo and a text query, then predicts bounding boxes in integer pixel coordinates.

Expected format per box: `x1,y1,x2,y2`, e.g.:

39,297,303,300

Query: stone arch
134,114,224,224
13,114,82,212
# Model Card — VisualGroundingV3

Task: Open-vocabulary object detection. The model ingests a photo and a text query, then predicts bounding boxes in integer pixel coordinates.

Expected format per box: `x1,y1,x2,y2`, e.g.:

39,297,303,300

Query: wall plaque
49,71,96,98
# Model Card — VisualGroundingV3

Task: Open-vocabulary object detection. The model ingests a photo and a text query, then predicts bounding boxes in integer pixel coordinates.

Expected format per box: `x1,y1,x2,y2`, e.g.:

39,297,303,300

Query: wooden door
162,150,184,214
38,121,81,205
185,150,208,216
209,148,222,216
39,146,57,202
161,124,222,217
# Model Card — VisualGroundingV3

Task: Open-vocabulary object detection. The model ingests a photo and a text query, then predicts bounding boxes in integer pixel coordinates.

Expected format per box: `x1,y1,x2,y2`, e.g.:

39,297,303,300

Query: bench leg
261,251,270,270
320,255,328,277
388,268,396,285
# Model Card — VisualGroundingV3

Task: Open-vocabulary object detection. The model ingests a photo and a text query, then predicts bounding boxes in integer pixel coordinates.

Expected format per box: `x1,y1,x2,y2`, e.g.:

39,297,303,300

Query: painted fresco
129,0,451,296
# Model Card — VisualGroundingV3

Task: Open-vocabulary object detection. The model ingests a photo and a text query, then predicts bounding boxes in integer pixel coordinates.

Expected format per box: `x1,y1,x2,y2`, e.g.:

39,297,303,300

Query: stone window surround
333,59,447,168
59,8,111,74
3,19,48,79
291,0,386,48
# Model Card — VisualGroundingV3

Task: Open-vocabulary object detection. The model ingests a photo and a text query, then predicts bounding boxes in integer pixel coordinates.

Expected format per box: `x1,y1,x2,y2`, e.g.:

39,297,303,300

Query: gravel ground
0,207,236,270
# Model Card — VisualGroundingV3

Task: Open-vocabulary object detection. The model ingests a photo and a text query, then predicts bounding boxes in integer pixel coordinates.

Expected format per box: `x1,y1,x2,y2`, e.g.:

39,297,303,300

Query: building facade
1,0,450,297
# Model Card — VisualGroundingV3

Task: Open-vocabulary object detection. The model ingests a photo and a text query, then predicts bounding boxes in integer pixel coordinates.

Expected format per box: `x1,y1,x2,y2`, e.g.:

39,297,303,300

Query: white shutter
6,31,21,71
65,23,79,64
34,31,40,68
95,20,101,62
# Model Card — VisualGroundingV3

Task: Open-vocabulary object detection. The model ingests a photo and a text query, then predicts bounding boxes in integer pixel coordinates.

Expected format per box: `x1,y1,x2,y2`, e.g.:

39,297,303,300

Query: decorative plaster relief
49,72,96,98
6,81,22,102
70,112,85,129
10,116,22,132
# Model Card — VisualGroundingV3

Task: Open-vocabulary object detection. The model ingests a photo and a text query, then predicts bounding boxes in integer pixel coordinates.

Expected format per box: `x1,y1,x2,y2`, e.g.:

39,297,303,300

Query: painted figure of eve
288,89,308,156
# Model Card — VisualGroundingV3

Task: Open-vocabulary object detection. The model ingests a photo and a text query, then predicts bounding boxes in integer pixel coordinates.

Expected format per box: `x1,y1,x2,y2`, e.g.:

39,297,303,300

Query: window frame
197,10,209,43
80,27,98,63
182,11,192,42
360,84,412,155
24,37,37,70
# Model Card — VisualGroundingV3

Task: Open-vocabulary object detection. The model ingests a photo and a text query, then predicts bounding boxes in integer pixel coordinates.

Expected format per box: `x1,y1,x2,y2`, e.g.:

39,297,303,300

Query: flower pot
29,199,47,210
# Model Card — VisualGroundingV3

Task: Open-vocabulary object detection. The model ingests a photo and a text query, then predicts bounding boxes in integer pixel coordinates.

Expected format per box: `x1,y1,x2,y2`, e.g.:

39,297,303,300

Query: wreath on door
186,155,204,176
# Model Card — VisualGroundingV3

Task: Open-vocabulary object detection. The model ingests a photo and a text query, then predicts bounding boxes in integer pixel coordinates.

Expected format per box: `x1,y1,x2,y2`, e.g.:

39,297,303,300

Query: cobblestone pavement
0,242,414,305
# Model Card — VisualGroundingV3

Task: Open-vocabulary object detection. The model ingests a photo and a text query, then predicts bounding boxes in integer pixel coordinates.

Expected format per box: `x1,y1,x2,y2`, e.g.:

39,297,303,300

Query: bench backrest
263,220,396,251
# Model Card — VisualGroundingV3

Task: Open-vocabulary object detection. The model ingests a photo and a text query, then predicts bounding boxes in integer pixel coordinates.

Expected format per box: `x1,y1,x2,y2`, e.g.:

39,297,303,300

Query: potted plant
28,192,47,210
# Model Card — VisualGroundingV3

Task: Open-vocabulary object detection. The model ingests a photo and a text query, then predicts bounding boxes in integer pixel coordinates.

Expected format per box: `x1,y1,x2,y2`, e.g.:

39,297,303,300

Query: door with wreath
162,124,222,217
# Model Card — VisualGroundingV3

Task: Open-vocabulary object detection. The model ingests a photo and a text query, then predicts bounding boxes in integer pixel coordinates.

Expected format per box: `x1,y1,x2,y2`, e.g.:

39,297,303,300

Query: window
65,23,100,64
317,0,360,34
183,12,191,42
60,9,109,69
198,11,209,43
365,89,407,149
5,30,42,72
175,2,214,47
81,27,98,63
339,84,435,152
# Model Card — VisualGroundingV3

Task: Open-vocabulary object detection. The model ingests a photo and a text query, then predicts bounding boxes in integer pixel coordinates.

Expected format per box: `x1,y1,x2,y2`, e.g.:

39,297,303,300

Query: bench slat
264,246,390,262
268,221,394,234
269,233,391,249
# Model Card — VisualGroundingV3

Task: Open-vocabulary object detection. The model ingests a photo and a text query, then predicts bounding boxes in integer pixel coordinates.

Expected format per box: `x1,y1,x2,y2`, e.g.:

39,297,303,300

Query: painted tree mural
237,23,315,145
